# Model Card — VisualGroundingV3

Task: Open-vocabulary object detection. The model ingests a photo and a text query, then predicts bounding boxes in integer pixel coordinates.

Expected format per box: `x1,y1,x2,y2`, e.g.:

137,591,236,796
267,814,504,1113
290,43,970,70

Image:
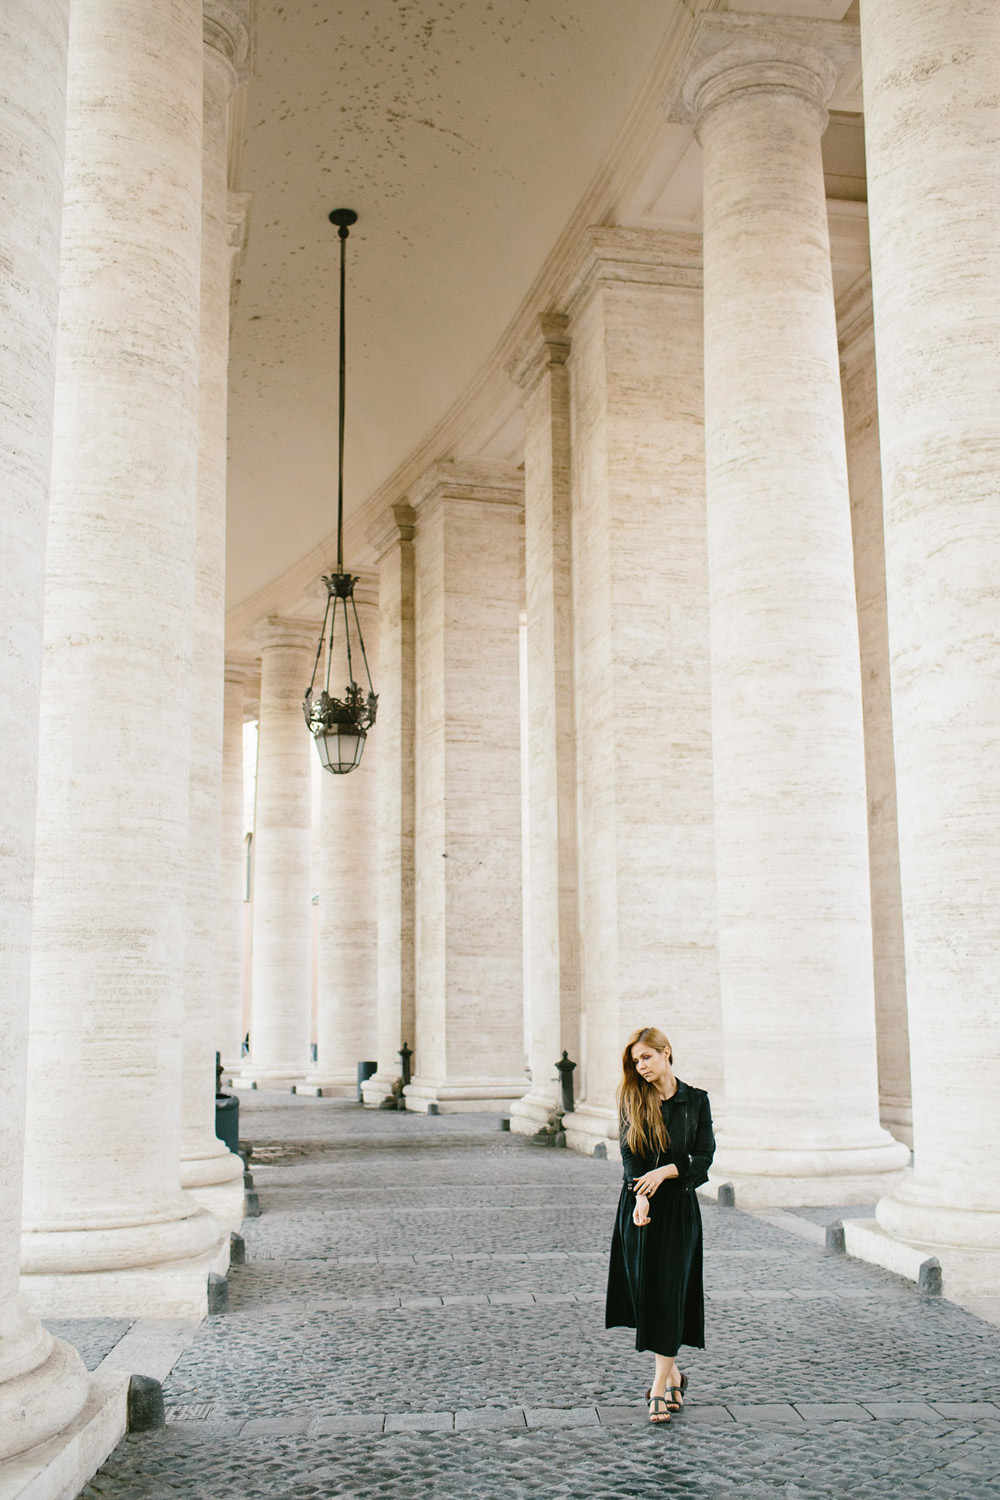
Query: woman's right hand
632,1193,651,1227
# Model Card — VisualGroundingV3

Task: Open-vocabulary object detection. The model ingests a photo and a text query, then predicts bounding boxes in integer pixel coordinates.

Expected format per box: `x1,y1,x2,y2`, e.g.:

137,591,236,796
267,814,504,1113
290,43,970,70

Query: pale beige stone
675,17,908,1196
22,0,223,1311
220,661,251,1068
839,273,912,1147
560,231,722,1154
508,317,581,1135
861,0,1000,1276
0,0,91,1463
406,463,528,1112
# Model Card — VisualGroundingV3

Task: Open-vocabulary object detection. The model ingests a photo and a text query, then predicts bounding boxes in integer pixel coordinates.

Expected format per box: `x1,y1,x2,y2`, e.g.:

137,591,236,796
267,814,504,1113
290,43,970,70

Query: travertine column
220,661,251,1068
304,587,380,1096
406,463,528,1112
237,620,316,1086
861,0,1000,1284
0,0,91,1458
362,505,416,1106
561,230,722,1155
179,7,250,1233
22,0,223,1316
675,16,908,1201
508,316,580,1134
839,273,911,1145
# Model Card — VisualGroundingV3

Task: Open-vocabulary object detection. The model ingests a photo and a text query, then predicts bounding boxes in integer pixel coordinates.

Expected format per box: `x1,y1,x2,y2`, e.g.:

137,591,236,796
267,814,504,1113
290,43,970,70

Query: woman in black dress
605,1026,715,1424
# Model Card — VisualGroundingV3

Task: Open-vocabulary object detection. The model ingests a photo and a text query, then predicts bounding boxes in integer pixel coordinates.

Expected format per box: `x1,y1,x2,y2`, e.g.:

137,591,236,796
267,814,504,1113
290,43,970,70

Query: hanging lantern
303,208,378,773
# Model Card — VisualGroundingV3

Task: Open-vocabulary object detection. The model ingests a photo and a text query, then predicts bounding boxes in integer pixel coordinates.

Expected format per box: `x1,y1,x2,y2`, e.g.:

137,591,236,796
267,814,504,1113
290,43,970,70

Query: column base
297,1074,357,1099
361,1070,401,1107
0,1318,89,1465
403,1075,529,1114
0,1368,127,1500
19,1234,231,1320
561,1102,620,1158
709,1134,911,1207
509,1090,561,1137
231,1066,306,1091
876,1179,1000,1273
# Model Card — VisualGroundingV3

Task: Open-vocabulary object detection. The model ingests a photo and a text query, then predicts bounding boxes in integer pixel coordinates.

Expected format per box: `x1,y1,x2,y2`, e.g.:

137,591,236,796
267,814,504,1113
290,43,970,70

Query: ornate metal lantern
303,208,378,773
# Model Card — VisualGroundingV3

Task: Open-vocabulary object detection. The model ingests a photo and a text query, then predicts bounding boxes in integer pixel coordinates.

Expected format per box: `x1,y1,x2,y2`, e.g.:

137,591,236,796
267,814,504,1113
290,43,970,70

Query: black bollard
555,1051,577,1115
399,1042,413,1088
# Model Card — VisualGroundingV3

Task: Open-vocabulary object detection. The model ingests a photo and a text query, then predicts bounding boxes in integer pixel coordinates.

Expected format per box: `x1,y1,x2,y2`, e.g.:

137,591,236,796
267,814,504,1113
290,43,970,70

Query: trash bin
357,1060,377,1102
215,1093,239,1154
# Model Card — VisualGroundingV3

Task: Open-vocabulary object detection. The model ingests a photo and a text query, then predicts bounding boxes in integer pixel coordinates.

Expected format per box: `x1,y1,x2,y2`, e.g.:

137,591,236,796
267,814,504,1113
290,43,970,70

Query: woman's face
631,1043,671,1086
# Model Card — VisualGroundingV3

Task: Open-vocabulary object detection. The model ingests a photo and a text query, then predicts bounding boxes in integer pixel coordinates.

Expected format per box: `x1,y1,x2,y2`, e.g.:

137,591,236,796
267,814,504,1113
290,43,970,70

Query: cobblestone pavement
75,1096,1000,1499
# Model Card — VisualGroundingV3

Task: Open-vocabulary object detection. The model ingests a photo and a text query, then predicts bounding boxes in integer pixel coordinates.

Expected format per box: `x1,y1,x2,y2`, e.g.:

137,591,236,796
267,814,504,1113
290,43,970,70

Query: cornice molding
559,225,702,319
367,501,417,562
408,458,525,515
507,314,571,393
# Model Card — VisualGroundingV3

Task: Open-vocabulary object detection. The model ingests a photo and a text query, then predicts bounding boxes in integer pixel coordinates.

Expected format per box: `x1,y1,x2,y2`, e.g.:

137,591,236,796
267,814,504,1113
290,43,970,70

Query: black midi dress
605,1080,715,1357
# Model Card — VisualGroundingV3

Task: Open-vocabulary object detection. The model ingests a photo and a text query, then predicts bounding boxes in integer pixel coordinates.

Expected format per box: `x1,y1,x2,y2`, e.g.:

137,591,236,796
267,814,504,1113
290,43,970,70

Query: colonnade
1,0,1000,1480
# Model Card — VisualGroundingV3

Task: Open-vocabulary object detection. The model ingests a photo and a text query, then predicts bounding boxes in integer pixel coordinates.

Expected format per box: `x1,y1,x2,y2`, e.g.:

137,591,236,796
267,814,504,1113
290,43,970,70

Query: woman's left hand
632,1165,675,1197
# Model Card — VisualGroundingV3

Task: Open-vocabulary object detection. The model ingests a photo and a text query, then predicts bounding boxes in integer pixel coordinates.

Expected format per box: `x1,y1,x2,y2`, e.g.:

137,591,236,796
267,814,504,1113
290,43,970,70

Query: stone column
861,0,1000,1287
559,230,722,1155
406,462,527,1112
302,586,380,1096
672,15,908,1202
22,0,224,1317
0,0,92,1459
236,619,316,1087
220,660,251,1069
507,317,581,1135
362,505,416,1106
839,272,911,1146
179,7,250,1234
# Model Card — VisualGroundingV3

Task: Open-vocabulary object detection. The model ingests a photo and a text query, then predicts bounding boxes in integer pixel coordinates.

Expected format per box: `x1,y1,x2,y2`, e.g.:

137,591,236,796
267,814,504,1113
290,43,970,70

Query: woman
605,1026,715,1425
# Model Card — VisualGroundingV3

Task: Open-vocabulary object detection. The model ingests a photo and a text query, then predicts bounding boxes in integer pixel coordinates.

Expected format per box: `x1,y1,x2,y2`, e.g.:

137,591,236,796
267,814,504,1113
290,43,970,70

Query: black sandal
647,1395,672,1424
666,1372,688,1410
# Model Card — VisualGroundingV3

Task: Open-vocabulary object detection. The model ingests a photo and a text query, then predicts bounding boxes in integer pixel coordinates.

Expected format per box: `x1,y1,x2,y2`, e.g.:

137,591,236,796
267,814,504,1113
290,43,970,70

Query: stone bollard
230,1231,246,1265
918,1257,942,1297
207,1272,229,1314
717,1183,736,1209
127,1375,165,1432
826,1220,846,1254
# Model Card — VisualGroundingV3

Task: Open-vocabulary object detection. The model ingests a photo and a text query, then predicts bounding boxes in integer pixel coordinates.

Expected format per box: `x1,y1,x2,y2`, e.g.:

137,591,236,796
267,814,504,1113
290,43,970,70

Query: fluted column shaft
508,319,581,1136
22,0,222,1311
861,0,1000,1274
682,21,908,1199
241,620,316,1084
362,506,416,1105
179,26,246,1229
0,0,90,1456
305,591,380,1095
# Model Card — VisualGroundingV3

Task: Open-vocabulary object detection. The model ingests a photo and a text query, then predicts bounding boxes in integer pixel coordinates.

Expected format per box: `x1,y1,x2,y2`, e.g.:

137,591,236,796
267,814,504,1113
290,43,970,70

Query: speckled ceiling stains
226,0,678,607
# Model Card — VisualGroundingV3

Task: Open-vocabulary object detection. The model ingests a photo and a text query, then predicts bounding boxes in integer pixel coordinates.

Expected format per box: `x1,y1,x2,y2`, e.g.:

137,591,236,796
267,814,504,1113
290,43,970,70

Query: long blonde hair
618,1026,672,1158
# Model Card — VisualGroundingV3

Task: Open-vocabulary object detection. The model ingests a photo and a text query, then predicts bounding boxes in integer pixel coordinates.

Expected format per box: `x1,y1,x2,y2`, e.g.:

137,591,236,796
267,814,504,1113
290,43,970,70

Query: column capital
367,501,416,561
664,14,860,137
507,314,570,393
253,615,318,654
203,1,252,86
224,653,255,685
408,459,524,517
559,226,702,322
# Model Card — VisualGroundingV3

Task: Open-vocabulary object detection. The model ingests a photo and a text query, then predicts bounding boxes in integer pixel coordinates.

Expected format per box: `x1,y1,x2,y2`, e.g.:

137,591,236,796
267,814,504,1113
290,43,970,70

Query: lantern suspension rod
329,207,357,575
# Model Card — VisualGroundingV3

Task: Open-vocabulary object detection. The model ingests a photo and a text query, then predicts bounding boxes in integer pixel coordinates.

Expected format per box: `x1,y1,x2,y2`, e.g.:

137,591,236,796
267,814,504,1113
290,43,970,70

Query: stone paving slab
42,1318,132,1371
78,1095,1000,1500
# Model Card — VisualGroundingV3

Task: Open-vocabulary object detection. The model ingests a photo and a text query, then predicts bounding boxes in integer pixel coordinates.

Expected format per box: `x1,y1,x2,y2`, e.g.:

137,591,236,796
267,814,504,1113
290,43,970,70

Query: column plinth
235,619,316,1088
21,0,228,1318
671,17,908,1203
861,0,1000,1291
179,20,249,1237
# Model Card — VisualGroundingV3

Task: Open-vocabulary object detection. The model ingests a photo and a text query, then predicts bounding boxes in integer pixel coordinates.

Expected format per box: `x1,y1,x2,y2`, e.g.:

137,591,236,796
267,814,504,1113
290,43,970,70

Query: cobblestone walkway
75,1096,1000,1499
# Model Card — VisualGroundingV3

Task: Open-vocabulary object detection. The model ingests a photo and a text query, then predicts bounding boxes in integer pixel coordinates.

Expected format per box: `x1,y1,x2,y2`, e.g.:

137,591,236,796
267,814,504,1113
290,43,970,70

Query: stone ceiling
225,0,863,642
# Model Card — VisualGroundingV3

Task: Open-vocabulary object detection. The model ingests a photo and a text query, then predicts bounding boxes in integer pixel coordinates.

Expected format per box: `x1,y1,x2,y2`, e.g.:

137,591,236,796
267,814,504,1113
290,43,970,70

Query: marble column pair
21,0,244,1319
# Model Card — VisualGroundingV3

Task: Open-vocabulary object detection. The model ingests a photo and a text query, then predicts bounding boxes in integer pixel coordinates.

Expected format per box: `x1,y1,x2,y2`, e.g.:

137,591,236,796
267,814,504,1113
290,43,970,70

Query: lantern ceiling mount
302,208,378,775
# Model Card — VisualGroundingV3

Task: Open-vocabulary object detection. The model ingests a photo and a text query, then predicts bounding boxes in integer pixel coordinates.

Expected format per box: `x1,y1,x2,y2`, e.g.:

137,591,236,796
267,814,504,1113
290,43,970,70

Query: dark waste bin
357,1060,377,1102
216,1093,239,1154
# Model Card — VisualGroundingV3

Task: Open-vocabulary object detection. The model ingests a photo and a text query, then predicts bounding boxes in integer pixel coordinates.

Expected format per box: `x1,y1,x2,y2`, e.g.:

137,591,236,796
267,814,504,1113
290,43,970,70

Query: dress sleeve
677,1092,715,1190
619,1112,642,1188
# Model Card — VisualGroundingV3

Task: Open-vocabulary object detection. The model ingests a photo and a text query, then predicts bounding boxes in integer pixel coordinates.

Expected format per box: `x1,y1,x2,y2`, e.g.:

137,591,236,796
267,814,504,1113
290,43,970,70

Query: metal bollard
555,1051,577,1115
399,1042,413,1088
